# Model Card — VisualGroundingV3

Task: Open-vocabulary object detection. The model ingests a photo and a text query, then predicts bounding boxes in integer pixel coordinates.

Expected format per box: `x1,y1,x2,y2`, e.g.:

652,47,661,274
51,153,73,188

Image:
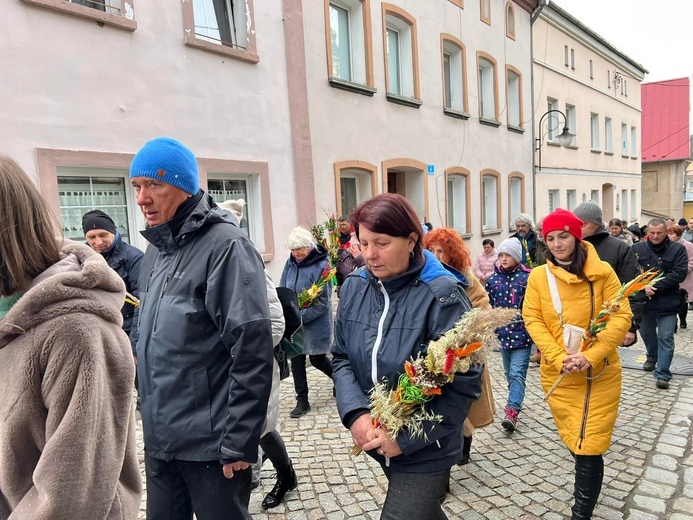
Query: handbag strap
545,266,563,323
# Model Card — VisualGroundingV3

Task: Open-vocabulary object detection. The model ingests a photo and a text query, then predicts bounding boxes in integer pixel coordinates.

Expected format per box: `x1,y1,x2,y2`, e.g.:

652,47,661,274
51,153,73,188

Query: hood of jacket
0,241,125,348
140,192,235,253
546,241,612,285
289,243,329,268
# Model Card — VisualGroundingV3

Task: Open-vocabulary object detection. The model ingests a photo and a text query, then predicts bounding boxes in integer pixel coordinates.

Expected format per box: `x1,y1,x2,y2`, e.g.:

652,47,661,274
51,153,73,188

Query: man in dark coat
129,137,273,519
632,218,688,390
82,209,143,337
510,213,538,268
573,201,644,346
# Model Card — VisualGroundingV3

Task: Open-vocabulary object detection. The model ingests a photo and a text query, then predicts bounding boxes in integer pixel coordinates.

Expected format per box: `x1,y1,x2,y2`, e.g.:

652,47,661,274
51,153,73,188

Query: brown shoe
529,353,541,364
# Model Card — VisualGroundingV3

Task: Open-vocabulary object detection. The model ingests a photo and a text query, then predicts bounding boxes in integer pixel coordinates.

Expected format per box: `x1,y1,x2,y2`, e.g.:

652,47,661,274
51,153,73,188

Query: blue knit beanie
130,137,200,195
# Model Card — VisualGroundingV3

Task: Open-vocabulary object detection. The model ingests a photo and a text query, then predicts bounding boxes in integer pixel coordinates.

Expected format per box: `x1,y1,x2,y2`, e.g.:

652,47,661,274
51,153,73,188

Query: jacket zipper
372,281,391,467
578,368,592,450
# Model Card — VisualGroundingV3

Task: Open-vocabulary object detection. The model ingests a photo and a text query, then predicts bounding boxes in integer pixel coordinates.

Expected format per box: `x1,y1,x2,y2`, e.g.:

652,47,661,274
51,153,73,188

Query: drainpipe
530,0,548,221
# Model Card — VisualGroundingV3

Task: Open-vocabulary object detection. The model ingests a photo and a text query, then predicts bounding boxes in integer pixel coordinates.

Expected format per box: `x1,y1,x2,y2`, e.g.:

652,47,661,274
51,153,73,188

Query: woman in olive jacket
523,209,631,520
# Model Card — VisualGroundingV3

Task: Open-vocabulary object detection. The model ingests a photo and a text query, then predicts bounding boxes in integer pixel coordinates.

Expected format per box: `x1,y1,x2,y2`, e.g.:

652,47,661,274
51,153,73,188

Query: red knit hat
542,208,583,242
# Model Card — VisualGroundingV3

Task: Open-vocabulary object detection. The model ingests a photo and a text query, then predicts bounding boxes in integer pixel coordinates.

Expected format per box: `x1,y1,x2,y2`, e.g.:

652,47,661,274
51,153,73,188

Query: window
625,80,628,97
184,0,258,62
478,53,498,121
480,0,491,25
591,190,600,204
621,189,628,220
23,0,136,30
548,189,560,213
508,174,524,228
621,123,629,156
481,171,500,231
590,113,600,150
383,7,419,101
564,46,569,67
441,36,468,114
604,117,613,153
506,67,522,128
570,49,575,70
630,190,636,220
505,2,515,39
567,189,577,210
207,178,253,237
616,193,620,211
607,70,611,89
589,60,593,79
58,171,134,244
446,170,470,234
547,97,559,142
631,126,637,157
334,161,377,217
565,104,576,146
326,0,373,87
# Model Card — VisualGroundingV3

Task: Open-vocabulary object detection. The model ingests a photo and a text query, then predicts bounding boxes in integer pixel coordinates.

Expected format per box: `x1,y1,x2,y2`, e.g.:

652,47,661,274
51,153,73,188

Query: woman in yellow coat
523,209,631,520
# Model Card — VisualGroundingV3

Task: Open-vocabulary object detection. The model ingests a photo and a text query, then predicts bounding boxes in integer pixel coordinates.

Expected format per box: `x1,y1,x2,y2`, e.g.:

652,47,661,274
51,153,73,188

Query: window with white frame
605,117,613,153
447,175,468,233
547,97,559,142
565,104,576,146
590,113,600,150
631,126,637,157
591,189,600,204
630,190,636,220
478,57,497,120
339,169,373,216
193,0,248,49
509,176,523,227
207,175,263,249
621,123,628,156
482,174,498,230
567,189,577,210
548,189,560,213
442,40,465,112
385,13,415,98
621,189,628,220
57,168,137,245
328,0,367,84
507,69,521,127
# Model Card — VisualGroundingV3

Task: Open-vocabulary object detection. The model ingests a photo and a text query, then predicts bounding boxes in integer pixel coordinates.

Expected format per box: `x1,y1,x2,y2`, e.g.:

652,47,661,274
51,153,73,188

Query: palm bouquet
298,265,337,308
351,307,518,455
543,269,662,400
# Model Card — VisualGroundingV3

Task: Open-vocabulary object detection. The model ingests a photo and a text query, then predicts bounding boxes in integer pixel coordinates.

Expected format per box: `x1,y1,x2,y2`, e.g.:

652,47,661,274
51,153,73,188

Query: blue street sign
427,164,435,175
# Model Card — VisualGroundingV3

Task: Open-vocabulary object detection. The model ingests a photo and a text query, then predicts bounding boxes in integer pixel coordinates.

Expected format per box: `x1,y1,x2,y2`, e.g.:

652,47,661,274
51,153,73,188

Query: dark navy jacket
101,232,143,336
632,238,688,316
131,192,273,464
332,250,482,473
485,263,532,349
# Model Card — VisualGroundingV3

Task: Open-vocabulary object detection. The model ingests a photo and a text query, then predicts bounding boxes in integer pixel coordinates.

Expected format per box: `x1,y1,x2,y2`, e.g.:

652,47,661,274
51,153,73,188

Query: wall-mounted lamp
535,109,574,171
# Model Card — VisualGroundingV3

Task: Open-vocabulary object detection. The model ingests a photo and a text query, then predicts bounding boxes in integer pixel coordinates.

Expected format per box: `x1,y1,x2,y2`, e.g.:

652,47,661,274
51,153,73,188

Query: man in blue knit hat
129,137,273,519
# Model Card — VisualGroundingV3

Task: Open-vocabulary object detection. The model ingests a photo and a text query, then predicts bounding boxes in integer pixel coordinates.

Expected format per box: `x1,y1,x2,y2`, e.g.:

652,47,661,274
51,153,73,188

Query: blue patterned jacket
485,263,532,349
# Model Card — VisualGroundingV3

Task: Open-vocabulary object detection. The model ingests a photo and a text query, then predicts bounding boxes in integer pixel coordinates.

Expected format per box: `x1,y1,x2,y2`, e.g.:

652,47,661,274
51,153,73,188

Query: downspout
530,0,547,221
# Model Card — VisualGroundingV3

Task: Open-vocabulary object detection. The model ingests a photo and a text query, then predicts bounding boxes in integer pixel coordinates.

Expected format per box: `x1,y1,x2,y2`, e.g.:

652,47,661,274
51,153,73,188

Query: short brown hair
0,155,62,295
667,224,683,238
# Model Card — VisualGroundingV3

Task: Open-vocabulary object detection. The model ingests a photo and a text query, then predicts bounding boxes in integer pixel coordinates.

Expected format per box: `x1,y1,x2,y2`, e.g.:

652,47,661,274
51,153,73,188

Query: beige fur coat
0,241,141,519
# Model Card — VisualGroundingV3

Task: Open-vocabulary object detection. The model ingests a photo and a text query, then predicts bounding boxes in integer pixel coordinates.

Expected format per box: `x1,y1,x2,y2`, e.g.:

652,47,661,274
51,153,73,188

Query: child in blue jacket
485,238,533,432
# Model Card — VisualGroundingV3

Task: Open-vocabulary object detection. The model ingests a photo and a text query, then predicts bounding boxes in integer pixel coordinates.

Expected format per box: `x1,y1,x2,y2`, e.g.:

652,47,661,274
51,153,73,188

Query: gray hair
514,213,536,231
647,218,667,229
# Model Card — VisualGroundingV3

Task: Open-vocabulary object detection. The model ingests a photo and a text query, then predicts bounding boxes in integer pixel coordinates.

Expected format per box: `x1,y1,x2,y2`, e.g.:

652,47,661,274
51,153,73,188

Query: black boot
571,454,604,520
289,400,311,418
458,436,473,465
262,462,297,509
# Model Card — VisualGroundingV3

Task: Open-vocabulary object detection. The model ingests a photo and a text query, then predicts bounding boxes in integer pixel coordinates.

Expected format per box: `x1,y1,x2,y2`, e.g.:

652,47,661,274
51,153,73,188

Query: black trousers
290,354,333,402
380,466,451,520
259,429,291,472
144,451,252,520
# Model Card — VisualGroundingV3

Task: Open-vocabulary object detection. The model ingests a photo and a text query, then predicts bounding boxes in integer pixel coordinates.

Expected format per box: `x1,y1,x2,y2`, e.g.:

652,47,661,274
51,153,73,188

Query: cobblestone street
136,323,693,519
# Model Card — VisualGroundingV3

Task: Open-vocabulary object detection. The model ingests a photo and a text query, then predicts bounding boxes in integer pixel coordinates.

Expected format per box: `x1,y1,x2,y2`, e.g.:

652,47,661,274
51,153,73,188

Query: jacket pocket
191,368,214,437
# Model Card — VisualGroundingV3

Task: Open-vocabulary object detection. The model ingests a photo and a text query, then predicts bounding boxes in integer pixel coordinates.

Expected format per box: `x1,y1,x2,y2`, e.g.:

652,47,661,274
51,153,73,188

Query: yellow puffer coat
523,241,631,455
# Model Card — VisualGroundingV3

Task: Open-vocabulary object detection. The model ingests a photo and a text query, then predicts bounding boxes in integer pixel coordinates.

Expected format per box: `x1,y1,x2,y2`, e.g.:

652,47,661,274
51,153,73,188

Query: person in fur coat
0,155,141,519
523,209,631,520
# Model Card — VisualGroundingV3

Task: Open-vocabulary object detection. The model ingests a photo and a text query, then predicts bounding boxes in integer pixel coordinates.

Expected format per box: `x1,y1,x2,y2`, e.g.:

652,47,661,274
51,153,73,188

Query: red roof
641,78,690,162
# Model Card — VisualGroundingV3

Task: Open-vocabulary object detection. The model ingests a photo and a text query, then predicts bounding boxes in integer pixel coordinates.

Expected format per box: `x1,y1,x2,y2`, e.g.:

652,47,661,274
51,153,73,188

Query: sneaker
656,379,670,389
289,401,311,418
501,407,518,432
643,360,656,372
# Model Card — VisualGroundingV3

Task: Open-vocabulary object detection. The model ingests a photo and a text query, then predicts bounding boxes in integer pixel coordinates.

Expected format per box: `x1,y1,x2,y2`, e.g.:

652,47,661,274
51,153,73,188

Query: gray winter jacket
280,244,333,356
332,250,482,473
131,192,273,465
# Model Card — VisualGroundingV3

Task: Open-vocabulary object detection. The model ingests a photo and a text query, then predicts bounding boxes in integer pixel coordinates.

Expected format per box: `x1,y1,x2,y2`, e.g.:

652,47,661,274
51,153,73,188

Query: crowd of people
2,138,691,520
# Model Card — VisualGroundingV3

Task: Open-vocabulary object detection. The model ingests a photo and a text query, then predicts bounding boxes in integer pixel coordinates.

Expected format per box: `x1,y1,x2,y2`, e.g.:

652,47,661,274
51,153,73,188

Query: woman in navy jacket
332,194,482,520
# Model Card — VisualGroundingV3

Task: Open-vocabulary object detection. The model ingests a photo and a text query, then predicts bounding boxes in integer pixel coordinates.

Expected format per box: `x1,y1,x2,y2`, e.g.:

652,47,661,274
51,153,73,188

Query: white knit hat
218,199,245,221
497,238,523,264
286,226,314,249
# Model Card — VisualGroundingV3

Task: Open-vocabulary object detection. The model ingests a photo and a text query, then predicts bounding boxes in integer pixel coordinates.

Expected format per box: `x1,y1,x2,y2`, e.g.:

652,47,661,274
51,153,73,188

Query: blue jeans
500,347,531,412
639,312,676,382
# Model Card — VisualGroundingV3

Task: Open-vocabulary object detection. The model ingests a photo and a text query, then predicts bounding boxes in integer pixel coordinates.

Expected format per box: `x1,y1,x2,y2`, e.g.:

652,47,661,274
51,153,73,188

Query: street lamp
535,109,574,171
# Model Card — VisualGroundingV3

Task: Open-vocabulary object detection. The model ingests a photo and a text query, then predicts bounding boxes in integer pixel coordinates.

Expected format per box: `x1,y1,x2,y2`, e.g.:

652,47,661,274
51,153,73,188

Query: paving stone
643,467,679,486
673,497,693,512
669,515,693,520
633,495,667,514
626,509,660,520
652,453,679,471
636,479,676,499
